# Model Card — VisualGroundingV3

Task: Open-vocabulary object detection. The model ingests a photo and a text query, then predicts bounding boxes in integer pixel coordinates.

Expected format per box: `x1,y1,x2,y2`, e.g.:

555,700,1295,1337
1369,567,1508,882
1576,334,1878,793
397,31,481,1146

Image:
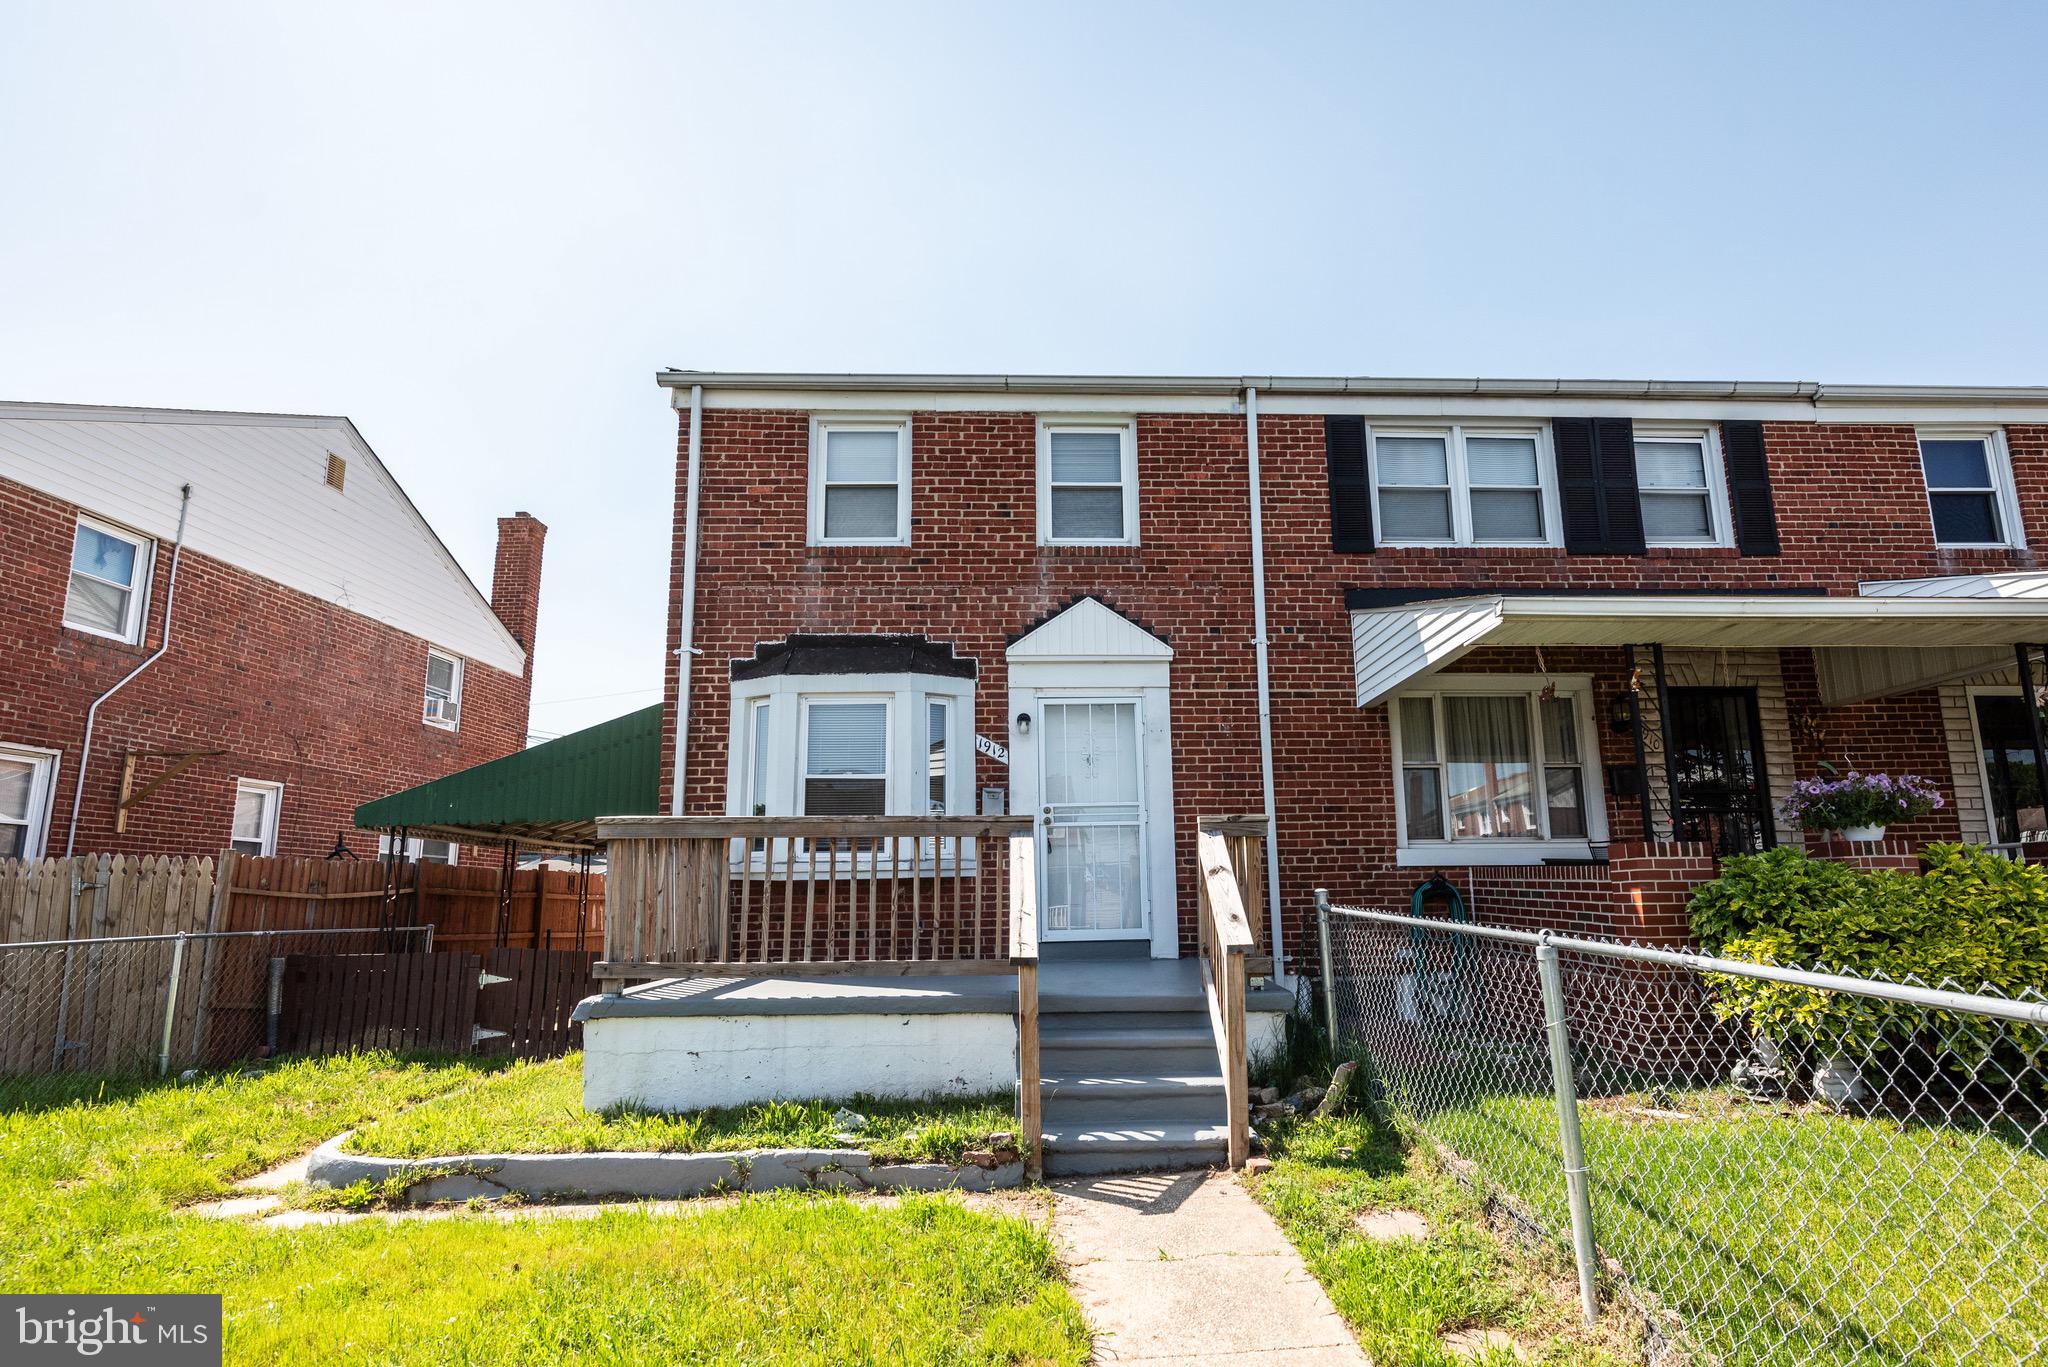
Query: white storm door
1039,699,1148,939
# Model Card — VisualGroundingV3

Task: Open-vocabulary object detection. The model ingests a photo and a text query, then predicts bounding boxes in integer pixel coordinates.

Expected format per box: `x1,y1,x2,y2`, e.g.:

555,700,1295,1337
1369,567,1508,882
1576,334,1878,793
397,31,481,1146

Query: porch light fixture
1015,711,1032,736
1609,693,1637,735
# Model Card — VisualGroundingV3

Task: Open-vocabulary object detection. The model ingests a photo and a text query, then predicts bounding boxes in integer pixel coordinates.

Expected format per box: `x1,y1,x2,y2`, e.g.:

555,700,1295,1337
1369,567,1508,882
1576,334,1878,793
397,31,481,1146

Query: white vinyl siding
1368,425,1559,547
810,419,911,545
1390,675,1606,864
1634,428,1732,547
229,780,283,857
0,745,60,860
424,649,464,730
0,407,526,675
64,516,153,643
1038,420,1138,546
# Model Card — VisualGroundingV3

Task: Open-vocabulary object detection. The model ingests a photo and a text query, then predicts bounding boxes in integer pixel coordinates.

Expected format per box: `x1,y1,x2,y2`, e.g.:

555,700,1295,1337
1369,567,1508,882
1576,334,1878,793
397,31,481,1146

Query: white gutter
1243,388,1287,979
65,484,192,856
656,369,2048,409
669,384,704,815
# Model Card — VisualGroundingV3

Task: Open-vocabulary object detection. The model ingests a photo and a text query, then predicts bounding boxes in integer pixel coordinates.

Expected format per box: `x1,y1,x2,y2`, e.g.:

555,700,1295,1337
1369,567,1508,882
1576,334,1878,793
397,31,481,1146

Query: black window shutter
1555,417,1645,555
1721,421,1781,556
1593,417,1645,554
1325,415,1374,553
1554,418,1608,552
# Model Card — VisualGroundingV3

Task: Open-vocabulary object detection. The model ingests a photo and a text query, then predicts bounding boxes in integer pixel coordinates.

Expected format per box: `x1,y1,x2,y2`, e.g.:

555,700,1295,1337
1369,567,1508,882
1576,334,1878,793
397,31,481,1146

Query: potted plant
1780,771,1943,842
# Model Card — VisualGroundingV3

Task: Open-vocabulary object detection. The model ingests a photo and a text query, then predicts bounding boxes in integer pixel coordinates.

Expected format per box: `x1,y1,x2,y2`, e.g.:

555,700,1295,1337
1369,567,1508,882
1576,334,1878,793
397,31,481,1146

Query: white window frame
0,743,62,861
797,694,894,821
1632,424,1733,549
1388,673,1608,866
726,671,976,872
809,416,912,547
1037,418,1140,547
64,514,155,644
424,648,464,731
926,696,952,816
378,833,458,865
230,779,283,858
1366,424,1561,548
1917,427,2023,550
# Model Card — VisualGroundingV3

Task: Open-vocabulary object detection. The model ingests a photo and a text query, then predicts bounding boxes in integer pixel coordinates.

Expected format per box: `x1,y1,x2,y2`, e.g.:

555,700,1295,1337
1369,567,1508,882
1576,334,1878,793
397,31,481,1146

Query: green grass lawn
1250,1111,1641,1366
1414,1083,2048,1367
343,1052,1015,1163
0,1053,1089,1365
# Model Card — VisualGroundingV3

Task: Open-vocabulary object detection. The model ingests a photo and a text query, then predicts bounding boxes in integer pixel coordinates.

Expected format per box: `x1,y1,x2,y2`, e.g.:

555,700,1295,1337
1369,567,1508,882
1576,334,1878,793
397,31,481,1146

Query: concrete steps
1038,999,1235,1175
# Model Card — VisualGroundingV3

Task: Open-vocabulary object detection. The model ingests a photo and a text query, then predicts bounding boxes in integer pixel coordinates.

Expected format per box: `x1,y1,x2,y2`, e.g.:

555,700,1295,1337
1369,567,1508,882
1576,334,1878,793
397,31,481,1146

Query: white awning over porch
1350,575,2048,707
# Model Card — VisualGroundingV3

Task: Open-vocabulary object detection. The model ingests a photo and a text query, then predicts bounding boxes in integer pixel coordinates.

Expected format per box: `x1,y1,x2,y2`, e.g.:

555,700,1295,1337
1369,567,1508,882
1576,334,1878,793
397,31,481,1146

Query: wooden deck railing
1200,815,1273,977
593,815,1044,1178
1196,825,1258,1169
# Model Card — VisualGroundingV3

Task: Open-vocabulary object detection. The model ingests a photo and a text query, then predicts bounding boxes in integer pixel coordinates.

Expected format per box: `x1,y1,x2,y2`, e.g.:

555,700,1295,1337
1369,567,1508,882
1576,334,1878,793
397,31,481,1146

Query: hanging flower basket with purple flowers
1780,771,1943,841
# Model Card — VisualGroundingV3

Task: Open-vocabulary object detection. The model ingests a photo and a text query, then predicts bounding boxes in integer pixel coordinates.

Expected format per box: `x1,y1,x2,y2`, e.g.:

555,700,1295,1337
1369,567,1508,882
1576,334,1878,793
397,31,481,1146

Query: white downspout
669,384,705,815
1243,388,1287,979
65,484,193,856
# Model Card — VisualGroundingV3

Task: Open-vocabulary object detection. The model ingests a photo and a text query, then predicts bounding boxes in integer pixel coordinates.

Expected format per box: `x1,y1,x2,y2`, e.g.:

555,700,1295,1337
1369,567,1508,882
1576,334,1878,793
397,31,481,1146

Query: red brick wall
0,476,541,860
665,409,2037,968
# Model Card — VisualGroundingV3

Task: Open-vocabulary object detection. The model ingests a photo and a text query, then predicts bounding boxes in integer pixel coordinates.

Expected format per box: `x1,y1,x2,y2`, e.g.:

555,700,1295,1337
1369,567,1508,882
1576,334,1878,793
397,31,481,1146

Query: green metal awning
354,704,662,850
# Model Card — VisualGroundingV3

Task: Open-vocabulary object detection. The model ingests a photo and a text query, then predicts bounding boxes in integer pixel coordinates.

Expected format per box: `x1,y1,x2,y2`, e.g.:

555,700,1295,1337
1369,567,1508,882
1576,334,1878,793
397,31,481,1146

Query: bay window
728,656,975,867
1392,676,1605,863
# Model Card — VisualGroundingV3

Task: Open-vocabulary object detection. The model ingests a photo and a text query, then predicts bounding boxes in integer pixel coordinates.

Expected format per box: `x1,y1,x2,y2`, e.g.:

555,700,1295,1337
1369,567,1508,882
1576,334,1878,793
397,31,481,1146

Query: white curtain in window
1442,696,1536,837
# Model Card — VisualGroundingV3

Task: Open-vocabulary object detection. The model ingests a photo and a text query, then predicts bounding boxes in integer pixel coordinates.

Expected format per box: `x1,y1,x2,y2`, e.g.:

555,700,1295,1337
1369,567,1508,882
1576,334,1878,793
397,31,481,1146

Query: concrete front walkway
1052,1171,1367,1365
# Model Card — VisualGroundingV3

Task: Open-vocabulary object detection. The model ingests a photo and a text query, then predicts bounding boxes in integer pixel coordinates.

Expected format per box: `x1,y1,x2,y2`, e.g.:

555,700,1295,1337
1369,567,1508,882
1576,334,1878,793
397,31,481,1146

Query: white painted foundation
582,1011,1018,1112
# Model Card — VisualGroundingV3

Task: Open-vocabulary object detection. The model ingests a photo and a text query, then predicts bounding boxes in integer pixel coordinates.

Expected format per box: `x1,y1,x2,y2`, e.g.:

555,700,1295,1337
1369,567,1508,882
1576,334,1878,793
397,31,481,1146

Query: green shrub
1687,844,2048,1074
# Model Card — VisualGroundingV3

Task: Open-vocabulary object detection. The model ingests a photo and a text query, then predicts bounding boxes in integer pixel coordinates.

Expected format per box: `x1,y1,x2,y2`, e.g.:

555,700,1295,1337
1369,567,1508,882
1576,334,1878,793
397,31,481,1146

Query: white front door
1038,698,1148,939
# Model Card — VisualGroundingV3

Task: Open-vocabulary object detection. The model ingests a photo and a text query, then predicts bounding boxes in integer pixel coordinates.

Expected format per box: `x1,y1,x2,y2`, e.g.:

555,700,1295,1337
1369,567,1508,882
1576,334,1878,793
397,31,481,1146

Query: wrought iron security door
1666,687,1775,855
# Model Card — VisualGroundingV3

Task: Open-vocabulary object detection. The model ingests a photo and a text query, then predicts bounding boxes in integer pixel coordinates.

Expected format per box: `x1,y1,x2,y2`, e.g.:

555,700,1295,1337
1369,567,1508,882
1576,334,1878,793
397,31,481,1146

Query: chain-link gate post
157,931,188,1076
1314,889,1338,1046
1536,933,1599,1326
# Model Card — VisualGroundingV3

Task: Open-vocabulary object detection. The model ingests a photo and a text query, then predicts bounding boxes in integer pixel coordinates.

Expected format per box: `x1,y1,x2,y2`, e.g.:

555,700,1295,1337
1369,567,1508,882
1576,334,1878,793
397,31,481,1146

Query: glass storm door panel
1973,694,2045,844
1040,700,1145,936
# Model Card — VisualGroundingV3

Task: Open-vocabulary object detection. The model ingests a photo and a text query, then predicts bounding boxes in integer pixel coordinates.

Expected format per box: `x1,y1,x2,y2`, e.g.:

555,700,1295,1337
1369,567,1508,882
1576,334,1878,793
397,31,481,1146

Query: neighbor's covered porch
1346,574,2048,937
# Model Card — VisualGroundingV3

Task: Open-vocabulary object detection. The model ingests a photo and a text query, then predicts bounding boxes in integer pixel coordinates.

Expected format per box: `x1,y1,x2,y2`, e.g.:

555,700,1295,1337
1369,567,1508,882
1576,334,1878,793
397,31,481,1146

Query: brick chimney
491,511,547,679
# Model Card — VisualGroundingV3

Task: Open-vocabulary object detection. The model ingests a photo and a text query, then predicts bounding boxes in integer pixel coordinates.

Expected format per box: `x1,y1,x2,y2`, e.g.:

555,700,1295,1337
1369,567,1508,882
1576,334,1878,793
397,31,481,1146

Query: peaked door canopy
1007,597,1172,662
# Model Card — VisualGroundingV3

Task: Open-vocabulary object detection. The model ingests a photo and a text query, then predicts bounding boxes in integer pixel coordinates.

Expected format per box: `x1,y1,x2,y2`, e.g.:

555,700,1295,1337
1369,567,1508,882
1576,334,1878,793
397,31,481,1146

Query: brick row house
653,372,2048,975
0,401,544,863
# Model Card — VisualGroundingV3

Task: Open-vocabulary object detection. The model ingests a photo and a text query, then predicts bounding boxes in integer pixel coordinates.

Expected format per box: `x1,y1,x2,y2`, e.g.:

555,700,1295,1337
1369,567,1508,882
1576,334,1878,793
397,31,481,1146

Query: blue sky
5,2,2046,737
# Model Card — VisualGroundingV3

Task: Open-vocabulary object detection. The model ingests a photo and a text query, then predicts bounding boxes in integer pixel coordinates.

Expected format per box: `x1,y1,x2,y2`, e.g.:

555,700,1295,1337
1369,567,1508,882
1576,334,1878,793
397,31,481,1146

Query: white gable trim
1007,598,1172,663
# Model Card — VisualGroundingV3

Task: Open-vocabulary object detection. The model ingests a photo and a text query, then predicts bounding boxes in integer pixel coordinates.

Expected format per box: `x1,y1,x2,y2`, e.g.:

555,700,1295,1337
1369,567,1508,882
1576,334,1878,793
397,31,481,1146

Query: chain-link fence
1315,895,2048,1367
0,927,431,1107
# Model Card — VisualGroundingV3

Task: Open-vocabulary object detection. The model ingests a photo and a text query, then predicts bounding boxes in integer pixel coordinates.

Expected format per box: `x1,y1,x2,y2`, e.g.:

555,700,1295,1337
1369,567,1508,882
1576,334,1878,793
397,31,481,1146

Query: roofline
0,399,356,426
1352,592,2048,621
655,371,2048,407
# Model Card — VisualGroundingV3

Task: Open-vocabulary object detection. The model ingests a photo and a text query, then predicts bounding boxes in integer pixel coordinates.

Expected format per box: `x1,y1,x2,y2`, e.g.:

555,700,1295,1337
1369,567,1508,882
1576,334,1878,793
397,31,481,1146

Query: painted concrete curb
306,1133,1023,1204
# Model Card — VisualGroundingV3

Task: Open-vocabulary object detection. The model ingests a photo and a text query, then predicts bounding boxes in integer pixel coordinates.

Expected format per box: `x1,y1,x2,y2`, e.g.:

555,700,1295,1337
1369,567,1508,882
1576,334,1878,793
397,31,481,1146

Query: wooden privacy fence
0,853,605,948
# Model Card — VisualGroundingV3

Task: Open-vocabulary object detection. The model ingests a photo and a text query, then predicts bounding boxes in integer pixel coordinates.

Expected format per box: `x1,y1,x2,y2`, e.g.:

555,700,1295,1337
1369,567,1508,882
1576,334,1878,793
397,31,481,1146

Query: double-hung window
1919,430,2021,548
1369,426,1555,546
0,745,59,860
1634,428,1729,547
1393,677,1604,862
378,833,458,865
64,516,153,643
230,780,283,857
1038,420,1138,545
424,649,463,730
799,700,890,818
811,419,911,545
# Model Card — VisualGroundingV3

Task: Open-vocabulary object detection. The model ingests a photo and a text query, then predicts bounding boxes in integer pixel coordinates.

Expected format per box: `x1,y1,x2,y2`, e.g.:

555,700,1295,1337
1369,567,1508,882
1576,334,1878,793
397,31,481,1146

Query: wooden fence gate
279,948,599,1059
